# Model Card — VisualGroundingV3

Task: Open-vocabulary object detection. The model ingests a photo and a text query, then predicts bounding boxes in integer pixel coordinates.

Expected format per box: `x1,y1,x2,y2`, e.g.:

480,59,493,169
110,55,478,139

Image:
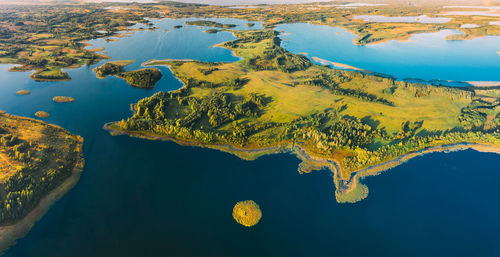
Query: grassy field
110,28,500,202
149,30,473,135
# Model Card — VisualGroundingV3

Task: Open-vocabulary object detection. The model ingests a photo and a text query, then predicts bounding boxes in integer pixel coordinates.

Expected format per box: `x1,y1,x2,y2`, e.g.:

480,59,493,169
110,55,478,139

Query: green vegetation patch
204,29,220,34
30,69,70,82
0,113,84,225
117,68,163,89
34,111,50,118
186,20,237,29
93,60,135,79
232,200,262,227
53,96,75,103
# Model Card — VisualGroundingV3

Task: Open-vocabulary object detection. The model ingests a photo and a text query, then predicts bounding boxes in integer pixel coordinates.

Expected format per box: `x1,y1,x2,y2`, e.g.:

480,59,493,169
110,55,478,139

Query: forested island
116,68,163,89
0,112,84,251
186,20,237,29
93,60,135,79
94,61,162,88
106,28,500,203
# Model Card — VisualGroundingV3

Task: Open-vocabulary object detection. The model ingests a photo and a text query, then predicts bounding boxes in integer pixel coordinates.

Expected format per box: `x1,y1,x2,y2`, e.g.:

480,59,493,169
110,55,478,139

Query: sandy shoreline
466,81,500,87
311,57,370,73
0,138,84,254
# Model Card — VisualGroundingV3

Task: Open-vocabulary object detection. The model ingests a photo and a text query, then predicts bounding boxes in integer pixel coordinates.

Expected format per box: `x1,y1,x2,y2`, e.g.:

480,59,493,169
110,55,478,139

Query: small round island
232,200,262,227
35,111,50,118
53,96,75,103
16,90,31,95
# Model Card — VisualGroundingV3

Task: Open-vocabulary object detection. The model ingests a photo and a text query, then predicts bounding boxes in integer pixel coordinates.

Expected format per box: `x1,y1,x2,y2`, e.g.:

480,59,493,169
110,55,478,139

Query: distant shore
466,81,500,87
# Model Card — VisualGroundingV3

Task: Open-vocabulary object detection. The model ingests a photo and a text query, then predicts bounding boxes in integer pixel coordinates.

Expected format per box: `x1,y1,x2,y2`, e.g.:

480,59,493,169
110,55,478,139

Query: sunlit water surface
278,23,500,82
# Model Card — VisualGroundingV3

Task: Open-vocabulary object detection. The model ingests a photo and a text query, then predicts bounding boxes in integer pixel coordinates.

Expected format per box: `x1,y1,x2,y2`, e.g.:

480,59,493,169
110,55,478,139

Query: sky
84,0,334,3
168,0,497,4
0,0,497,5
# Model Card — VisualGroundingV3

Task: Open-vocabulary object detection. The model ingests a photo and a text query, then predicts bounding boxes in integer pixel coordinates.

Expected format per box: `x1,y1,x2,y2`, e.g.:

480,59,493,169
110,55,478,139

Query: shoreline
29,69,71,82
339,142,500,203
103,123,284,161
311,56,369,72
103,123,500,203
0,137,84,254
466,81,500,87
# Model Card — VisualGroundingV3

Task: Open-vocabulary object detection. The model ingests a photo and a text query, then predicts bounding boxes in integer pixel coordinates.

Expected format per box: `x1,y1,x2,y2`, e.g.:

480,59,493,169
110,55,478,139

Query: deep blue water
277,23,500,82
1,18,500,257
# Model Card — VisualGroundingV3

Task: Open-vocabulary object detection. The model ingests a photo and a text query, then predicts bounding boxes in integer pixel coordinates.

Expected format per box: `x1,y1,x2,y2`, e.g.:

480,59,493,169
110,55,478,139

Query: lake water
277,23,500,82
1,18,500,257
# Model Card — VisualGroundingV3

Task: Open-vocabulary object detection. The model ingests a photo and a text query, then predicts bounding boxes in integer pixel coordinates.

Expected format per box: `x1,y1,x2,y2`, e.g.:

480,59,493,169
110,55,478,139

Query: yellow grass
167,61,470,134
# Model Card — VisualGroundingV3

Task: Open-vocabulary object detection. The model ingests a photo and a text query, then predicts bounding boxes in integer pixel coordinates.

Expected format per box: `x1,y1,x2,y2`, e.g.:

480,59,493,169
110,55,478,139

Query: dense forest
0,114,83,225
94,62,126,78
186,20,237,29
117,68,162,89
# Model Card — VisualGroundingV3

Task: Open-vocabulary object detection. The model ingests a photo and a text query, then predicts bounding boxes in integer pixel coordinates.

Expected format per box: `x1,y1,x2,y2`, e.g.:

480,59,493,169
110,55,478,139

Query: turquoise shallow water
0,18,499,257
277,23,500,82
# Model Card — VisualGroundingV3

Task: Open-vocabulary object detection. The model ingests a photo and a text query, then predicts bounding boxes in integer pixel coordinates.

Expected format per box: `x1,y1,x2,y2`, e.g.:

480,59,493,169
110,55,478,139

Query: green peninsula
105,30,500,203
0,112,84,251
93,60,135,79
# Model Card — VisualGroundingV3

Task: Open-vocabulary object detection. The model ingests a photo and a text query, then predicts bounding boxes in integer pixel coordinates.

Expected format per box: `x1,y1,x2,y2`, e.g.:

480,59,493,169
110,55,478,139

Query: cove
277,23,500,82
0,18,499,257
